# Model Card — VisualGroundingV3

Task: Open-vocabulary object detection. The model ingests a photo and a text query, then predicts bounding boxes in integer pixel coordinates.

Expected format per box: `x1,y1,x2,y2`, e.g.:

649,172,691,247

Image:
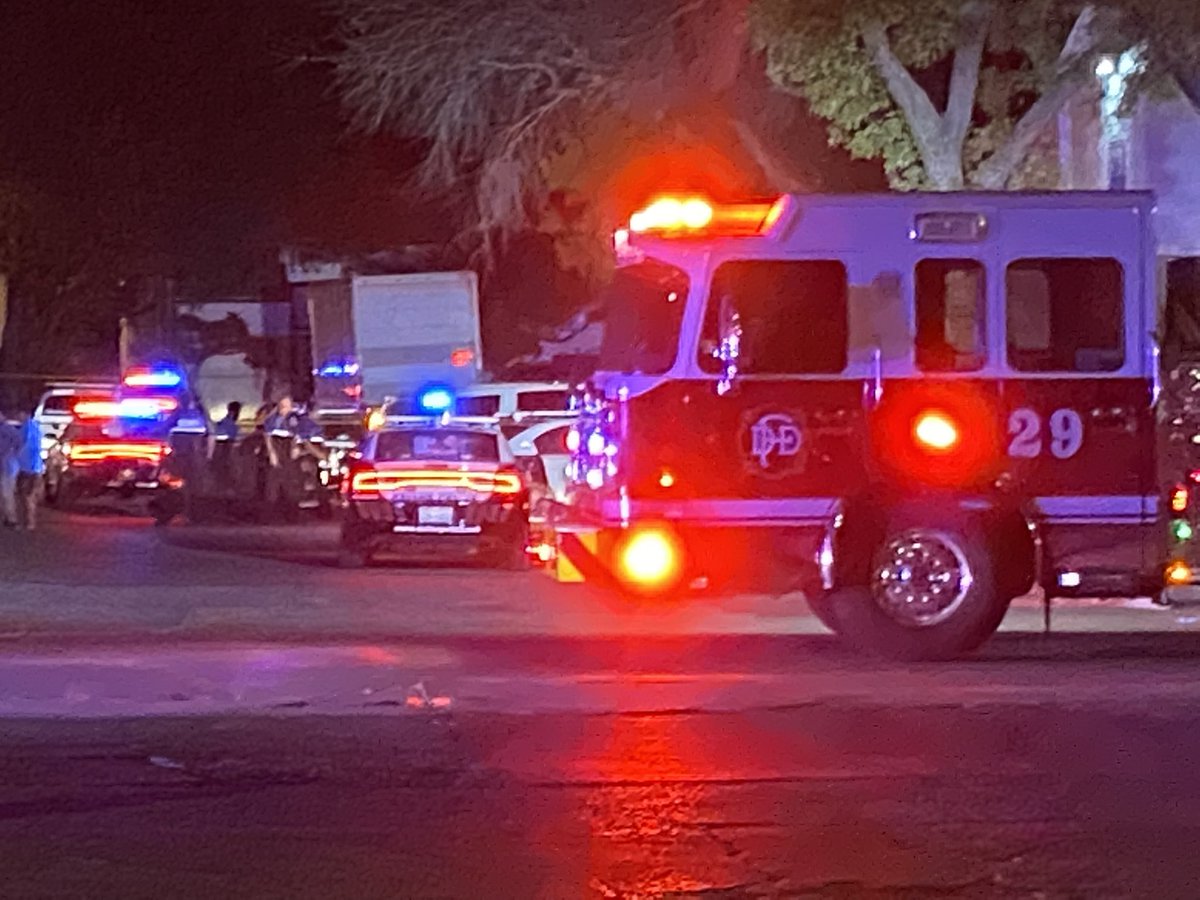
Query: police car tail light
67,442,168,463
1171,484,1189,514
614,526,684,594
349,466,523,496
627,195,788,237
913,409,960,453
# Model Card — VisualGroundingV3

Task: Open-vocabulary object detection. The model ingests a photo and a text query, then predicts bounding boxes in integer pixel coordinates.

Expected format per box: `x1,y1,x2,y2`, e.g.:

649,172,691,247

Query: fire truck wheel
831,511,1005,661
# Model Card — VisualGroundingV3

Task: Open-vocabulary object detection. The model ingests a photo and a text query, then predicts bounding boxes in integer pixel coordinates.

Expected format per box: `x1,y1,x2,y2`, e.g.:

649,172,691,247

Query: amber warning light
627,196,788,237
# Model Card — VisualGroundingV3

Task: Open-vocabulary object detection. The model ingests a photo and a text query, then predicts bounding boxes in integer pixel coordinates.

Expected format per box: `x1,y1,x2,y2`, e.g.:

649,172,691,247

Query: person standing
13,407,44,531
208,401,242,487
262,396,298,522
0,411,20,528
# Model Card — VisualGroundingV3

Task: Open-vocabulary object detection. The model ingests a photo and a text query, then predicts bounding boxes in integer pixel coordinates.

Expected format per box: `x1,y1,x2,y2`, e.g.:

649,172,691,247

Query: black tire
488,539,528,571
338,527,371,568
338,547,369,569
828,506,1008,661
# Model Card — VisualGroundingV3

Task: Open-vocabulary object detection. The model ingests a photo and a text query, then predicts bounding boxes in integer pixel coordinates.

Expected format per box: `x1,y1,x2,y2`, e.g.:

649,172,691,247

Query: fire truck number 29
1007,408,1084,460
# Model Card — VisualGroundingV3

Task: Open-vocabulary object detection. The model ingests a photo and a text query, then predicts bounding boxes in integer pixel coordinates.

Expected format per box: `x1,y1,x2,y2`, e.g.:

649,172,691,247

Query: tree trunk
972,5,1109,190
861,7,990,192
920,139,966,190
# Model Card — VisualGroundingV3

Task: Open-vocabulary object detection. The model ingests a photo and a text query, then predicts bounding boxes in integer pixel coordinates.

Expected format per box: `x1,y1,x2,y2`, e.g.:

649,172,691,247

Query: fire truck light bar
627,196,788,238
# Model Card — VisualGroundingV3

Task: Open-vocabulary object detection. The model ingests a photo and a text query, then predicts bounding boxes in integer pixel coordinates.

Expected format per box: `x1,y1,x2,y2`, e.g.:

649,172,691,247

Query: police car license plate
417,506,455,526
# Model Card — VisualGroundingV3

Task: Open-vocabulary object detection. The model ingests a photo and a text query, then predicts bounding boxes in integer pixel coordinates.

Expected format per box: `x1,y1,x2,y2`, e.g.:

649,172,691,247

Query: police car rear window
375,430,499,462
516,390,569,411
1006,258,1124,372
700,261,849,375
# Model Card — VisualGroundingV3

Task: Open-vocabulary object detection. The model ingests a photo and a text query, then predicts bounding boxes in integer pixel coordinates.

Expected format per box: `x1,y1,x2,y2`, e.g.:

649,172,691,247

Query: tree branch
731,118,810,191
973,4,1111,189
861,20,944,147
944,1,992,146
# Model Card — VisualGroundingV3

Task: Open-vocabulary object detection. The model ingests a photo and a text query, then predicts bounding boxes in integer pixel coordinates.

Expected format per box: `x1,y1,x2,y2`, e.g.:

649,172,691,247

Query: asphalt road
0,508,1194,642
4,510,1200,897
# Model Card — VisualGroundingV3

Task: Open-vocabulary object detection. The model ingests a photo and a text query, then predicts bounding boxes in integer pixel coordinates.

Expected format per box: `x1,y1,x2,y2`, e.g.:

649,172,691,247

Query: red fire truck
549,191,1172,659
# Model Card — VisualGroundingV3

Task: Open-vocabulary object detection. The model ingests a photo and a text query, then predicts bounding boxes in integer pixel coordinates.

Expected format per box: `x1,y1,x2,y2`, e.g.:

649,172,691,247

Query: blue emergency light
117,397,178,418
123,367,183,389
417,385,455,414
317,359,361,378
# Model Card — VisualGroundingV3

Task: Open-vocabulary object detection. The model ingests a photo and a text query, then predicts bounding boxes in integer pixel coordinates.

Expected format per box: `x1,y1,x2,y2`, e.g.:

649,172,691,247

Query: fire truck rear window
916,259,986,372
1006,258,1124,372
700,261,848,374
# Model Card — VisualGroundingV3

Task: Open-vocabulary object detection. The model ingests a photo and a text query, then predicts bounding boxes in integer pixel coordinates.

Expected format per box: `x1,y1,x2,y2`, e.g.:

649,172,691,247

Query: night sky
0,0,875,305
0,0,437,296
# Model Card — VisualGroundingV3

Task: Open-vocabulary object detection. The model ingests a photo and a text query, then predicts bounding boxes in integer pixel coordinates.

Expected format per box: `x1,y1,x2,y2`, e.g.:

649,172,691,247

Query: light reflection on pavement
2,513,1200,895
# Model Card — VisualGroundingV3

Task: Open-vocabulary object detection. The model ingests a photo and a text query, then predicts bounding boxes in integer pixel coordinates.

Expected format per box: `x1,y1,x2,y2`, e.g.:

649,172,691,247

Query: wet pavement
0,510,1194,642
5,511,1200,897
3,703,1200,898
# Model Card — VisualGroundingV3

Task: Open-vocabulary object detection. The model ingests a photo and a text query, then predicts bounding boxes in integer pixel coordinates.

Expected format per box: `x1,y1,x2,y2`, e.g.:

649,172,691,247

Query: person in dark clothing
262,396,298,522
208,401,243,488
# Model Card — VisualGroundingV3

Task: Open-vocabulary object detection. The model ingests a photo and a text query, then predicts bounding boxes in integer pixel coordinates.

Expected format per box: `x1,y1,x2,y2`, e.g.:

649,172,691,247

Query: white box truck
308,271,483,417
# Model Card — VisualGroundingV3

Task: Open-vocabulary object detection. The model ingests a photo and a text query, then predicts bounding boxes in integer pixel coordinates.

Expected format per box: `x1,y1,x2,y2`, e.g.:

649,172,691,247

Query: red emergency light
627,195,788,238
871,386,1003,488
73,400,119,419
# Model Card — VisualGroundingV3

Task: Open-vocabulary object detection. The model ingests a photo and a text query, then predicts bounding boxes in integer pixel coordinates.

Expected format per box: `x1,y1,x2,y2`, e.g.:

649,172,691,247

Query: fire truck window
598,261,688,375
1006,258,1124,372
915,259,986,372
700,261,849,375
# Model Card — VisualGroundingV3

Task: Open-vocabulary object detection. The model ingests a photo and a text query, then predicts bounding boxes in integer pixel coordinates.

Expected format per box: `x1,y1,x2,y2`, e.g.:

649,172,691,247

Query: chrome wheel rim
870,529,972,628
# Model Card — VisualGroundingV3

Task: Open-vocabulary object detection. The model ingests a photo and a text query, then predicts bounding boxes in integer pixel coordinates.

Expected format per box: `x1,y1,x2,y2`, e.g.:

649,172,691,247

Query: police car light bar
317,359,361,378
73,400,120,419
417,385,455,414
118,397,179,418
123,368,183,388
627,195,789,238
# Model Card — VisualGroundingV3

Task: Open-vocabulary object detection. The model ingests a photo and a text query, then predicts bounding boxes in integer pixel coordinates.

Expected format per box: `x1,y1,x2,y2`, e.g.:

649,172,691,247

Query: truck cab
552,192,1160,659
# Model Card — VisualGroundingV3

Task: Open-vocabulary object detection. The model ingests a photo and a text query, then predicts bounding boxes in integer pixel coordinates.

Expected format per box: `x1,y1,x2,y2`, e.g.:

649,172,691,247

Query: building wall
1059,88,1200,258
1130,95,1200,257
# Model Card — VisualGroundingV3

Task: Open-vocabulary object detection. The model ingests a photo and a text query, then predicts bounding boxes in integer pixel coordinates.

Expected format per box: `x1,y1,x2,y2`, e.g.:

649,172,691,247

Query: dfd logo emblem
741,411,805,477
